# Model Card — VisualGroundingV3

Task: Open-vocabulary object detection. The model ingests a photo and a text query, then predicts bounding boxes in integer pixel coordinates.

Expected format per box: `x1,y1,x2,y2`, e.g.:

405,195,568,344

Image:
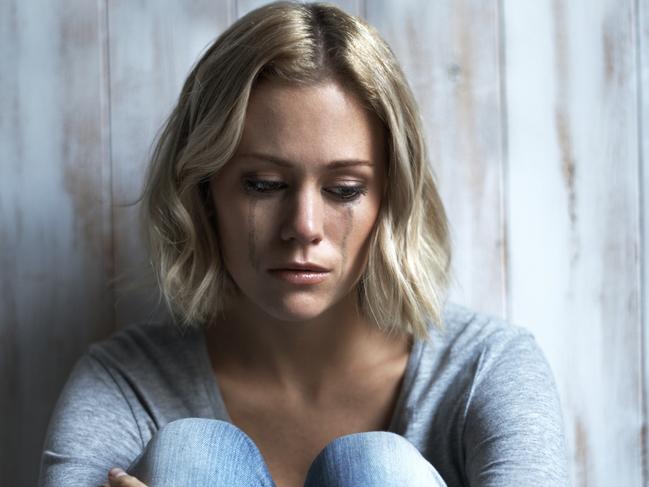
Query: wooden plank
0,0,113,484
503,0,642,485
107,0,231,327
639,0,649,482
365,0,506,317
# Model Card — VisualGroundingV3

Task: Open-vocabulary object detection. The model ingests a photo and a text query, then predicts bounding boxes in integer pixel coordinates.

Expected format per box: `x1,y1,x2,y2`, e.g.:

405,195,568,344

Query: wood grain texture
503,0,643,485
365,0,507,318
639,0,649,482
107,0,231,328
0,0,114,485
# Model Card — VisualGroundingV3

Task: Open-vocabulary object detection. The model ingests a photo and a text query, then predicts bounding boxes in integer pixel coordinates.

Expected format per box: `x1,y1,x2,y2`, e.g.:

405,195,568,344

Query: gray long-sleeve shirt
39,302,571,486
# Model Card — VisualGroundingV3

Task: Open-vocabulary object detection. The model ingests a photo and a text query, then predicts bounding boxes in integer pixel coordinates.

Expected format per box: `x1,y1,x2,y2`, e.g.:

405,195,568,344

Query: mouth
267,266,330,285
268,262,330,273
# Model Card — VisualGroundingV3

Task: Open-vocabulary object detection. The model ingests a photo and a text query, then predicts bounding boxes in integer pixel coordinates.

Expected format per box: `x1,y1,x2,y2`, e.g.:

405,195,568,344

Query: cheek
246,198,266,271
339,206,352,267
329,201,378,265
217,197,277,266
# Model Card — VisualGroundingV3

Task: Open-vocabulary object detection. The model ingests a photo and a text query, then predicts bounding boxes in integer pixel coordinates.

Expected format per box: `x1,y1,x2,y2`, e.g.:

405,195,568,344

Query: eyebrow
237,153,374,169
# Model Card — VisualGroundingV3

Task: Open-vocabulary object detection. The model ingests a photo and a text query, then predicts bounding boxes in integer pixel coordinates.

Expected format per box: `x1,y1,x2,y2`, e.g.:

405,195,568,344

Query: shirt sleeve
38,351,145,487
462,328,571,486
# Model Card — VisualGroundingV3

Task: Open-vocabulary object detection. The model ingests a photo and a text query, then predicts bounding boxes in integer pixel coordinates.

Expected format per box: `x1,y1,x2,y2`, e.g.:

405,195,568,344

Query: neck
204,293,411,400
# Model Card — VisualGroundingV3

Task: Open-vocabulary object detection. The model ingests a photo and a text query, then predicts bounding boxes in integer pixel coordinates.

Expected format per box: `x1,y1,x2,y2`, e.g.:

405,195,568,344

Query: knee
318,431,421,467
305,431,445,487
335,431,419,457
147,418,253,457
129,418,266,480
154,418,242,444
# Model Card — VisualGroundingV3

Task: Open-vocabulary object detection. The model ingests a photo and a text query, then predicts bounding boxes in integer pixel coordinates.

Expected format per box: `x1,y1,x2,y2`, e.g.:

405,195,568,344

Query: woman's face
210,79,386,322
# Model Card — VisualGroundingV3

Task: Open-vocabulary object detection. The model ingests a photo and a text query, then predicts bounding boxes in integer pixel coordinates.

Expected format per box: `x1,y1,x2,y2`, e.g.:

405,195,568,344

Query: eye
325,185,368,202
242,178,287,194
242,178,368,202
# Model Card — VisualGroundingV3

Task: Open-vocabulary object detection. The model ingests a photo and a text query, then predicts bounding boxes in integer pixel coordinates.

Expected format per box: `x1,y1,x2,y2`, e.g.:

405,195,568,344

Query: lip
269,262,330,272
268,264,330,285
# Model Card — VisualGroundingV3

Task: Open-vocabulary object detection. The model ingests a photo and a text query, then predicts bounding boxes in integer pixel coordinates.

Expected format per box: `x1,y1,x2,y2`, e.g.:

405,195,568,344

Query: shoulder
76,320,211,418
90,320,196,351
435,306,569,484
404,301,544,415
421,301,539,370
407,301,558,419
437,301,533,346
408,303,570,484
424,302,563,427
74,320,216,422
86,320,203,373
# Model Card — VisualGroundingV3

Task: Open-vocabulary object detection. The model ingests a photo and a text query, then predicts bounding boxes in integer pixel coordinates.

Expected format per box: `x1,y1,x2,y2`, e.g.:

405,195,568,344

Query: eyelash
242,179,368,202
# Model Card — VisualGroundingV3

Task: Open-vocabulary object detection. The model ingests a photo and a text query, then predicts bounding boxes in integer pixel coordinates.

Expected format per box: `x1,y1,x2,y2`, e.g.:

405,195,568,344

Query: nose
279,185,324,245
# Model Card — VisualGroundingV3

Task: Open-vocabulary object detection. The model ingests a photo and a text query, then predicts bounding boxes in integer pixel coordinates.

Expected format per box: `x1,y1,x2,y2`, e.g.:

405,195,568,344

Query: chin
264,304,329,323
260,295,338,323
236,282,356,323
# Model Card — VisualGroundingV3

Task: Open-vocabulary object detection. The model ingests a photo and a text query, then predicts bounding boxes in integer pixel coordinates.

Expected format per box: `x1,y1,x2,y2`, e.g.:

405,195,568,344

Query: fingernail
109,467,127,479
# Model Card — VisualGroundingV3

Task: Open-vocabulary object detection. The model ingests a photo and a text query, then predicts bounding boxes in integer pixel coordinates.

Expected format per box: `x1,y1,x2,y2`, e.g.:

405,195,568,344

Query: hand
99,467,148,487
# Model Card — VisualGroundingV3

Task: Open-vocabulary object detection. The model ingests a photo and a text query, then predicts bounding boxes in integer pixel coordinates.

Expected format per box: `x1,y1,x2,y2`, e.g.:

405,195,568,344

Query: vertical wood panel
365,0,507,317
504,0,642,485
0,0,113,485
108,0,231,328
639,0,649,482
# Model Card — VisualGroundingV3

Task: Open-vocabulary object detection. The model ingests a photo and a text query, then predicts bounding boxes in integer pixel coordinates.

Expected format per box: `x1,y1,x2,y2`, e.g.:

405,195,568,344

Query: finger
107,467,148,487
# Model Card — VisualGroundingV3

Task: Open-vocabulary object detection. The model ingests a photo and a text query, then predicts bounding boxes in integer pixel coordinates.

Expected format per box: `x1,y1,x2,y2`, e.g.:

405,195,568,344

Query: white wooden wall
1,1,645,486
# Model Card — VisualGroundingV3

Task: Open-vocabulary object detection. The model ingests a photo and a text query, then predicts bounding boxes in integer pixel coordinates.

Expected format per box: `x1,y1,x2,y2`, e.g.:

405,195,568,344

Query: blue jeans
128,418,446,486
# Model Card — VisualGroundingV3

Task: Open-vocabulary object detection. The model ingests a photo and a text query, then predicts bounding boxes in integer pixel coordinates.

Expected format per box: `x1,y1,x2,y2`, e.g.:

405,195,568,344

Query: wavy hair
140,1,452,340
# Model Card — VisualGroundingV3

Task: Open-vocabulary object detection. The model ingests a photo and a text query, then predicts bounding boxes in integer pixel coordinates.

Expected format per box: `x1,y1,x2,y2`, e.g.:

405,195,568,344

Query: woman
39,2,570,486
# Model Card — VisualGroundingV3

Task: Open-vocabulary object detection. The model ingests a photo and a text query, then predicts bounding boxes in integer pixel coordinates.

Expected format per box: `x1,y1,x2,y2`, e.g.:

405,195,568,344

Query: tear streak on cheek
248,200,260,271
341,206,353,272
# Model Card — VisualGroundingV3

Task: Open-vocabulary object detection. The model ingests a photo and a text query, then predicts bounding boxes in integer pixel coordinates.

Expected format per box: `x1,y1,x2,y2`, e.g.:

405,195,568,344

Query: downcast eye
325,185,368,201
242,179,287,193
241,178,368,202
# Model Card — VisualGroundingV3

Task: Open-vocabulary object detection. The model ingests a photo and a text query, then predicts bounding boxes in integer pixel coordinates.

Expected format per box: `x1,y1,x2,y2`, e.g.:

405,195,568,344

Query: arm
462,329,571,486
39,352,145,487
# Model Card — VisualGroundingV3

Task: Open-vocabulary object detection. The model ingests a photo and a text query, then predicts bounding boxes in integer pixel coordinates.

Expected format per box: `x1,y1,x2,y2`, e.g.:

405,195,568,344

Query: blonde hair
141,1,451,340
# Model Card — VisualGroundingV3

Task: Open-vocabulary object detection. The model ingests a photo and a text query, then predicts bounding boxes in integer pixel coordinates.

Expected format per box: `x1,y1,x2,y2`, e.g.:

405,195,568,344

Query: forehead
235,80,386,167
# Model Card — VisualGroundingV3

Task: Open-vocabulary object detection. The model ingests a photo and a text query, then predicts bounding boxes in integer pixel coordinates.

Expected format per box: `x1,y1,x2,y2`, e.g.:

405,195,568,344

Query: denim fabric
304,430,447,487
128,418,446,486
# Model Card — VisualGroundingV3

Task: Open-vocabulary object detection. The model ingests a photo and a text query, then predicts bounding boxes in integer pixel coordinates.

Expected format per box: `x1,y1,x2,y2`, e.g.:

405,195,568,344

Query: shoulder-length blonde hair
141,1,451,340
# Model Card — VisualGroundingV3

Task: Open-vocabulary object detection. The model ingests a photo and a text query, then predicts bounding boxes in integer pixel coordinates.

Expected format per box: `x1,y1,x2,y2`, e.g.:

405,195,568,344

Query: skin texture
104,79,410,486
